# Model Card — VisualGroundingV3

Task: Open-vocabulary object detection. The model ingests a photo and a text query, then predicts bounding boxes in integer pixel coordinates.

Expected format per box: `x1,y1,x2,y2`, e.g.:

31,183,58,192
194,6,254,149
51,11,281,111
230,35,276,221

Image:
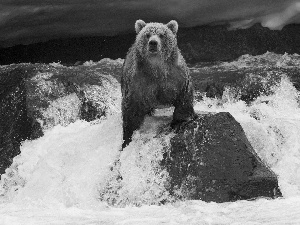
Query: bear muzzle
147,35,161,55
148,40,158,53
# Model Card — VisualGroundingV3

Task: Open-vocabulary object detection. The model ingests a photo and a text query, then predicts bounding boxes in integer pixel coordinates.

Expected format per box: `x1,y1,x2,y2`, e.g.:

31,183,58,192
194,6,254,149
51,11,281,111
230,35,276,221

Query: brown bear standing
121,20,195,148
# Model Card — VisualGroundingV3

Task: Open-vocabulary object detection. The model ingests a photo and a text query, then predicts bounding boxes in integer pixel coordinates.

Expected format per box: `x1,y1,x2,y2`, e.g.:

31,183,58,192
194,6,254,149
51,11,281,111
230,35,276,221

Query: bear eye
146,33,151,39
159,34,164,39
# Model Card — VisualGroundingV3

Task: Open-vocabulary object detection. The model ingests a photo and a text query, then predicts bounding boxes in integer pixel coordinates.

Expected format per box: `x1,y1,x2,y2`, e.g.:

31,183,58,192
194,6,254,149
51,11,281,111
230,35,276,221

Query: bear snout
148,35,161,53
148,40,158,53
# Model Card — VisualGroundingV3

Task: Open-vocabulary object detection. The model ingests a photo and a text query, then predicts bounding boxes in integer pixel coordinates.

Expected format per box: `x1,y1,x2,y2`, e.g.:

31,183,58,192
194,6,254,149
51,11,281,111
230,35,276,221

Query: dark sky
1,0,300,47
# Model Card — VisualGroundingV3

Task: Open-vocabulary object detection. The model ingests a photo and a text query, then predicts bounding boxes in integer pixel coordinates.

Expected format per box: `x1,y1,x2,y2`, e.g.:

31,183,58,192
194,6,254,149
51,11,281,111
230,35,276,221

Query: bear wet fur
121,20,195,148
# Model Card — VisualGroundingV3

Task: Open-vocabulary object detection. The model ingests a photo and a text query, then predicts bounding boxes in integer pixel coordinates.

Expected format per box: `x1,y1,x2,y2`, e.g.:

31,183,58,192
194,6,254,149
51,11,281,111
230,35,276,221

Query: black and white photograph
0,0,300,224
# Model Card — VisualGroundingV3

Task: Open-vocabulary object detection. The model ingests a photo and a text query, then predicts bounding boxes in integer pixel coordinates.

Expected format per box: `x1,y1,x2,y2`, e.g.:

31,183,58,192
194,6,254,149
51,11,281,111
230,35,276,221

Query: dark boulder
0,69,39,175
162,112,281,202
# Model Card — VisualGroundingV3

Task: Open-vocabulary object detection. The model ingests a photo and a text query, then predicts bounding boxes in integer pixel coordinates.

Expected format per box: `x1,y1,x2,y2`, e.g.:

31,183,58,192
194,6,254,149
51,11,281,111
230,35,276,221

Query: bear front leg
122,98,149,149
172,80,196,128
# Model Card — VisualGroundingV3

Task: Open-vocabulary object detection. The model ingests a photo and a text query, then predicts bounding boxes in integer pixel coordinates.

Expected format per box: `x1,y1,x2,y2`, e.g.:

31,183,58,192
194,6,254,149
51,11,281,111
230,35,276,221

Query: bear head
134,20,178,63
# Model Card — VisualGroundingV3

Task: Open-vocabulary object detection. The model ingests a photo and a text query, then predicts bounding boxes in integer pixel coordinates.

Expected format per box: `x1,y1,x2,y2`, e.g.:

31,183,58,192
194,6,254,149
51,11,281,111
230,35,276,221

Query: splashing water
1,69,300,224
0,116,123,209
98,114,175,207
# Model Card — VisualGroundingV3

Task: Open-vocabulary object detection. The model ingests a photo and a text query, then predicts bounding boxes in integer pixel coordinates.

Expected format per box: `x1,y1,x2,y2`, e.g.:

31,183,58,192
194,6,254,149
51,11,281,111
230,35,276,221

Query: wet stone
162,112,282,202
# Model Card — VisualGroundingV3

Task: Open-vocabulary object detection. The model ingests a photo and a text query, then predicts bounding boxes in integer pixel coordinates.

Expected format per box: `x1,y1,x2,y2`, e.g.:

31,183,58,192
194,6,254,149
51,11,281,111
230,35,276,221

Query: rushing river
1,58,300,224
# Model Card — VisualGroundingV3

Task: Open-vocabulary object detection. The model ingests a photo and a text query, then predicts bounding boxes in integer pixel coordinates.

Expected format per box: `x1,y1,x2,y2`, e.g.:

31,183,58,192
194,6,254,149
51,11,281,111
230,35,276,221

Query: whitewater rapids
1,70,300,224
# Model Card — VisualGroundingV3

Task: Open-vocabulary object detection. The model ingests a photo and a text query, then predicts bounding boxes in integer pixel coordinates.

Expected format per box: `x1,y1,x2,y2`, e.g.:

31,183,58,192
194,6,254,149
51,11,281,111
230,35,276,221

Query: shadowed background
1,0,300,47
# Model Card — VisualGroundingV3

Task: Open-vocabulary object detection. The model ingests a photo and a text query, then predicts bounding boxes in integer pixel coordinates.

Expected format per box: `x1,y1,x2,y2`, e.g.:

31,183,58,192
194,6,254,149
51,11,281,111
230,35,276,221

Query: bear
121,20,196,148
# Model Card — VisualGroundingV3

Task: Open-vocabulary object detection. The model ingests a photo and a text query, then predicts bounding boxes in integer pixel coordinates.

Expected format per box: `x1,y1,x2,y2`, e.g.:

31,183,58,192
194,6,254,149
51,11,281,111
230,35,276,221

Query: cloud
229,1,300,29
0,0,300,47
261,2,300,29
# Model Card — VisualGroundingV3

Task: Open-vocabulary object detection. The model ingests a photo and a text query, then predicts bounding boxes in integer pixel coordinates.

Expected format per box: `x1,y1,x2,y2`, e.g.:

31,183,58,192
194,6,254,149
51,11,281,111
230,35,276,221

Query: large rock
162,112,281,202
99,111,281,206
0,69,34,175
0,61,121,174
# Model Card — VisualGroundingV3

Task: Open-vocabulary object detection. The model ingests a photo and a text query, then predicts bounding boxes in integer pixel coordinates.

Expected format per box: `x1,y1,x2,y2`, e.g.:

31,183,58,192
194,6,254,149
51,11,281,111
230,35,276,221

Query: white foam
1,115,122,209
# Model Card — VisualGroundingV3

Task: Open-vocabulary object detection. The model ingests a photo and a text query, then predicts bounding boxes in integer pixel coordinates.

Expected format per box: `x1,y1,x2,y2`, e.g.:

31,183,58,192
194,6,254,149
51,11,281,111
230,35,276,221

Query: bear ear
166,20,178,35
135,20,146,34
